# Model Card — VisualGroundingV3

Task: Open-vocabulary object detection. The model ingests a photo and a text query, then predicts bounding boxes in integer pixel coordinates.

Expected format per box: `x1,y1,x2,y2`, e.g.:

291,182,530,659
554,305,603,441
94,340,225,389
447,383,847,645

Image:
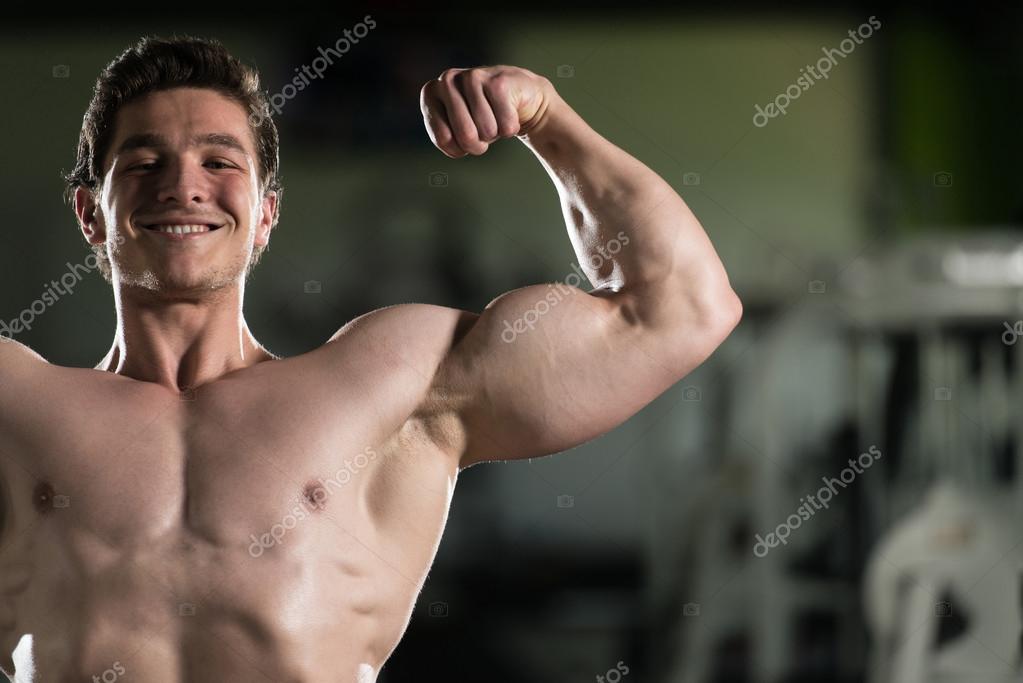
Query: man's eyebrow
114,132,250,156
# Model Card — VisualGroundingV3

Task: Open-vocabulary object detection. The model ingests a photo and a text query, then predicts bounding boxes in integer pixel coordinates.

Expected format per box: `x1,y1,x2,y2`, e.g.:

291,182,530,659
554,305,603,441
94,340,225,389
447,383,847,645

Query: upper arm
428,281,741,469
0,338,48,542
0,341,41,678
0,463,18,679
0,339,43,545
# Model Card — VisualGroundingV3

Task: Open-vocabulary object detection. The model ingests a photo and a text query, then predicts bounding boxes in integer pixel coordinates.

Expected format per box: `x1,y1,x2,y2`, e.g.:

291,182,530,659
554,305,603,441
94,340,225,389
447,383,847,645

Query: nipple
33,481,56,514
302,482,329,512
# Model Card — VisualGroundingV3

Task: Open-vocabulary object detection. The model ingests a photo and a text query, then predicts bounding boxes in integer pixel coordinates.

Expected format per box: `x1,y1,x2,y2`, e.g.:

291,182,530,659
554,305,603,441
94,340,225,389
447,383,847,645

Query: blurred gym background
1,2,1022,681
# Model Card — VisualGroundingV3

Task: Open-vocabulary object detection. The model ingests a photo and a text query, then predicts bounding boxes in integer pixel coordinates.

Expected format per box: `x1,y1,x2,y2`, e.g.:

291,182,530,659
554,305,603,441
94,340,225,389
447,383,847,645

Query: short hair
63,35,282,282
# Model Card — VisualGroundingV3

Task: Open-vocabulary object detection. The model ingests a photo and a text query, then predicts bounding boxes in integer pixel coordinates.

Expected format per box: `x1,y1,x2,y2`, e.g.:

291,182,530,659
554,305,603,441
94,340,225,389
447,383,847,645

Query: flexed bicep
433,281,738,469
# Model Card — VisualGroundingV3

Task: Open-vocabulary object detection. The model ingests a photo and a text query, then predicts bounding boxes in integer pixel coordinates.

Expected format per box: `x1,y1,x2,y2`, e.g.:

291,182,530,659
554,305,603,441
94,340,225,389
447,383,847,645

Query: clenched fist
419,65,556,158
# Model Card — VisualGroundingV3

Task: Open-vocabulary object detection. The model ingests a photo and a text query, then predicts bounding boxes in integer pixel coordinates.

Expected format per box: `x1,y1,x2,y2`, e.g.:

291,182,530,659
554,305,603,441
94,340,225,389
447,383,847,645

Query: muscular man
0,36,741,682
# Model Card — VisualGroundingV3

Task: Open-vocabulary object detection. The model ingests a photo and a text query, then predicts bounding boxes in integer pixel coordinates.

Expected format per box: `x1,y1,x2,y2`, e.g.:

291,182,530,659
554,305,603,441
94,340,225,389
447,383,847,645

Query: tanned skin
0,65,741,681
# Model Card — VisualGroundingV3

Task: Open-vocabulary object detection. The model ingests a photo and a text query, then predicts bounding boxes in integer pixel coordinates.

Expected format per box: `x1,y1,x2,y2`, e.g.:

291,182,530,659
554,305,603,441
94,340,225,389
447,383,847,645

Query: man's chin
114,266,244,296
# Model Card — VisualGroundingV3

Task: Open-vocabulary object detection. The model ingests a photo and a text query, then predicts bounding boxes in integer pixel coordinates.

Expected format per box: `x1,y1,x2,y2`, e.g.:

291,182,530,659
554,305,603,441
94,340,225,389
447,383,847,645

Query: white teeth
149,224,212,234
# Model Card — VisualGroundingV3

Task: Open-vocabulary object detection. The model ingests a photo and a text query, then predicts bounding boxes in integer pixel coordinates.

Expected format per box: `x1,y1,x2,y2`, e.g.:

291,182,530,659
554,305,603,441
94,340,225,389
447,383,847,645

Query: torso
0,319,462,682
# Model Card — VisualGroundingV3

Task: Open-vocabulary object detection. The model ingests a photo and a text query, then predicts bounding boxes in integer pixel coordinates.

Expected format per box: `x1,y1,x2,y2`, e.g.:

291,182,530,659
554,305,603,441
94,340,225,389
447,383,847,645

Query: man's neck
95,283,276,391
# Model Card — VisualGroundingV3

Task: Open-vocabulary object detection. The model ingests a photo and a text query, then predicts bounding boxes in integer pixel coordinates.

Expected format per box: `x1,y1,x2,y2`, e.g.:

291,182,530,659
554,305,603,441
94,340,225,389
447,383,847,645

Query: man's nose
155,160,210,204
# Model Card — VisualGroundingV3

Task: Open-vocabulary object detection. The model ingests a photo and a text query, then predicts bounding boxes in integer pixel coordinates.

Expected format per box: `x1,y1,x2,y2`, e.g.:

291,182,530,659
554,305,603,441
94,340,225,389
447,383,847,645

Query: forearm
518,81,740,331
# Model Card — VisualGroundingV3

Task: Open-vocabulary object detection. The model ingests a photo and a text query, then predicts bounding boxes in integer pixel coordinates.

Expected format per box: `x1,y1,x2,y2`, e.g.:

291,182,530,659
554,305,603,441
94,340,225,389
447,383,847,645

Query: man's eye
129,162,158,171
206,160,235,169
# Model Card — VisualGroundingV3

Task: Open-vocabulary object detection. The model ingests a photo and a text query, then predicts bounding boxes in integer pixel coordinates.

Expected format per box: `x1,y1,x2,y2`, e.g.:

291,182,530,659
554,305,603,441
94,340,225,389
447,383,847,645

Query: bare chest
5,369,458,583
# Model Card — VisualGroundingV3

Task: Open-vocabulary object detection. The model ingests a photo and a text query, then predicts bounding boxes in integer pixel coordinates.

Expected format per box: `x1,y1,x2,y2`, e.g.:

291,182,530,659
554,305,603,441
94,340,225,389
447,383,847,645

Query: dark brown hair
63,35,282,281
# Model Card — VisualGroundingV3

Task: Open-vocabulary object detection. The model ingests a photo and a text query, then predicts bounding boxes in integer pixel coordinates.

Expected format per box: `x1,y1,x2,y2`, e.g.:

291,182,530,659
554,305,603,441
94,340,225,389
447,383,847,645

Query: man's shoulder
0,337,49,373
0,339,53,424
328,303,475,342
323,303,478,370
310,303,479,460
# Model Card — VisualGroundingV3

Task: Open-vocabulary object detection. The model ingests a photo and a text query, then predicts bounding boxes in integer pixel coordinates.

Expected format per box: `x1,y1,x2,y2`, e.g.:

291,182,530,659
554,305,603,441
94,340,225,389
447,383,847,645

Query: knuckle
432,128,452,146
478,123,498,141
496,118,520,137
487,73,510,94
455,132,482,152
451,125,481,147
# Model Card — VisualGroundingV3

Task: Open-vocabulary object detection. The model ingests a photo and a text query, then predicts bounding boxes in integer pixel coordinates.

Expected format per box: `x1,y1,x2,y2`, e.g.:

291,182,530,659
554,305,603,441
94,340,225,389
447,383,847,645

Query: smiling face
75,87,277,294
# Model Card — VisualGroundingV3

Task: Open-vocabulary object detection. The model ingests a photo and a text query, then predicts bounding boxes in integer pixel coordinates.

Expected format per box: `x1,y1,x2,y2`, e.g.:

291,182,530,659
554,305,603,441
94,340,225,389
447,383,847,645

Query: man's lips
138,222,226,241
138,222,226,240
140,222,224,230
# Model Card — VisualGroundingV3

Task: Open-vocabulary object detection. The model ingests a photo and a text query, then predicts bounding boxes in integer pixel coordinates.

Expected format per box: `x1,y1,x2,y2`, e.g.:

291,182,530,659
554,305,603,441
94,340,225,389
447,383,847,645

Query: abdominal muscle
3,419,457,683
13,517,410,682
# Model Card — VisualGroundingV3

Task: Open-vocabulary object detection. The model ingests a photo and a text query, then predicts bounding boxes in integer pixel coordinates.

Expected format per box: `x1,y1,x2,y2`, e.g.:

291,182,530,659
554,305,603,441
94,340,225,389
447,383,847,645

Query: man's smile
136,217,227,239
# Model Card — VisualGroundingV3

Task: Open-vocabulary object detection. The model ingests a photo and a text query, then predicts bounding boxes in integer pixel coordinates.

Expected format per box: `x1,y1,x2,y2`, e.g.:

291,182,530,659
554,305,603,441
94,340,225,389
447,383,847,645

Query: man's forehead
107,88,256,162
118,87,246,126
115,131,251,157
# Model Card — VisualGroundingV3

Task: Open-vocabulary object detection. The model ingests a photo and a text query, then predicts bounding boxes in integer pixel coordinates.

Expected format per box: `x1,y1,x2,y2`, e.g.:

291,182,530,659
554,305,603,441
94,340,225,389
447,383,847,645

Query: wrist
516,81,599,163
517,78,573,143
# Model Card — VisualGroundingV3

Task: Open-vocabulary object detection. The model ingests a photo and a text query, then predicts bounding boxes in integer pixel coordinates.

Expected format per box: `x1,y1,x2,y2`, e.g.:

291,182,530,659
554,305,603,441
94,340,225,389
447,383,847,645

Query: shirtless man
0,36,741,682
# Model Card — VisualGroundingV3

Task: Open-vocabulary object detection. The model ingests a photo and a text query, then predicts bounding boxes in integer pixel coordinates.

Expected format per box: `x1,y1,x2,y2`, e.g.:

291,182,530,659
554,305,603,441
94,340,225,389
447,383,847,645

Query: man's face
76,87,277,293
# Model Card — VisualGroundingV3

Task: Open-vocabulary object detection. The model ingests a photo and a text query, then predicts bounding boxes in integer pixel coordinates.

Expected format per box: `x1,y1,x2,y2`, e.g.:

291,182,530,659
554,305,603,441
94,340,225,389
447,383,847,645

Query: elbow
679,261,743,339
685,278,742,339
672,286,743,371
615,279,743,364
681,288,741,359
718,288,743,334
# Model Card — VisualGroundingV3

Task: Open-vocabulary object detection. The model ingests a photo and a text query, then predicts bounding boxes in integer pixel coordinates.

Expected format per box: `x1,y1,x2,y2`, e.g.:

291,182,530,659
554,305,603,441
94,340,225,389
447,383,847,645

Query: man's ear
73,186,105,245
254,190,279,248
